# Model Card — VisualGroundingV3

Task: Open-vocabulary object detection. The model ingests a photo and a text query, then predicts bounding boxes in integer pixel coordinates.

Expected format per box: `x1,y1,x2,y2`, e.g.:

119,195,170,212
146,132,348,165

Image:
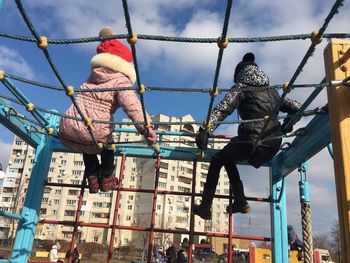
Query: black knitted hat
234,52,257,83
242,52,255,62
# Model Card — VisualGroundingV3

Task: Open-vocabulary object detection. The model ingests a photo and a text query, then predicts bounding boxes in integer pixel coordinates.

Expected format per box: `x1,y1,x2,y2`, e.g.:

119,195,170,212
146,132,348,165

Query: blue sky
0,0,349,239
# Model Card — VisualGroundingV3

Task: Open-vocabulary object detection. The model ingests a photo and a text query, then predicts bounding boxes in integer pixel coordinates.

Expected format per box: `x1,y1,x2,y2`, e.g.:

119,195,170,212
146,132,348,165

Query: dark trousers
83,149,114,175
204,136,281,199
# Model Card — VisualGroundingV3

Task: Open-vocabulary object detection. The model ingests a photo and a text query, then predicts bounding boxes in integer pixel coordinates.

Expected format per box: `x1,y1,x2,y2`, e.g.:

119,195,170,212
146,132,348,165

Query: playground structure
0,0,349,263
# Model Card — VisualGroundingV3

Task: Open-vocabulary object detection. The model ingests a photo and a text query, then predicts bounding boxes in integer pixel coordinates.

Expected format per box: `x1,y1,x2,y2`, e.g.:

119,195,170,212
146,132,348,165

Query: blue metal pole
2,77,49,126
270,154,289,263
10,113,59,262
327,143,333,158
299,163,311,203
0,211,25,222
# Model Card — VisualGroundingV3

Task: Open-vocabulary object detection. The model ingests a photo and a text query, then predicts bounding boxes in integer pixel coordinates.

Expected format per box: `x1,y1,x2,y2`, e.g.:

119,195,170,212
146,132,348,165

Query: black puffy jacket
208,64,300,141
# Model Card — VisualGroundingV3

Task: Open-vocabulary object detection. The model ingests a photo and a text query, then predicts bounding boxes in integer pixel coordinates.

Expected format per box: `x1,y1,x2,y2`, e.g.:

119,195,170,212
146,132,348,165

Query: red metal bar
46,182,270,202
107,155,126,263
119,188,269,202
249,242,256,263
147,156,161,263
38,219,271,241
187,161,197,263
67,173,87,263
228,186,233,263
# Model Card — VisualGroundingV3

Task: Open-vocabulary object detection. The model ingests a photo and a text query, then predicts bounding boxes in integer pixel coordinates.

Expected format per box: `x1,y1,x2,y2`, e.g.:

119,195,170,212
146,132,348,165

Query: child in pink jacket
59,27,157,194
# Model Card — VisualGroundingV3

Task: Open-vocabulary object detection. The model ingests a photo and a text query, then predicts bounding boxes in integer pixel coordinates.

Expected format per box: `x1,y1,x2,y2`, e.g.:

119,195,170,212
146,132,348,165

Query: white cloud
0,138,12,170
0,45,34,79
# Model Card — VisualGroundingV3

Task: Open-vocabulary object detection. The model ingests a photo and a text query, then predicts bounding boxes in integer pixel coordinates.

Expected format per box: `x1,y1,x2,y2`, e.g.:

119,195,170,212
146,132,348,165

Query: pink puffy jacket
59,67,151,154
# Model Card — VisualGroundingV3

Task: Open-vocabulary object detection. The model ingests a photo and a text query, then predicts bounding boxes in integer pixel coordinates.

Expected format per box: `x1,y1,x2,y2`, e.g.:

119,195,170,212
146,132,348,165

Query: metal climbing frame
0,114,272,263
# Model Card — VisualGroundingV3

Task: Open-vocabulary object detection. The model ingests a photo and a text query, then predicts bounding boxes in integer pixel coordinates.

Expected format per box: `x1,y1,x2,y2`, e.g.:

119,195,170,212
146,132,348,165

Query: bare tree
329,221,341,263
313,233,330,249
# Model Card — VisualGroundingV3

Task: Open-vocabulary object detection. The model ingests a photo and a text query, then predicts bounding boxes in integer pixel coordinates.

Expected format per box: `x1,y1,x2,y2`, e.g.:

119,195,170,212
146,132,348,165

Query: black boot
194,184,216,220
226,180,251,214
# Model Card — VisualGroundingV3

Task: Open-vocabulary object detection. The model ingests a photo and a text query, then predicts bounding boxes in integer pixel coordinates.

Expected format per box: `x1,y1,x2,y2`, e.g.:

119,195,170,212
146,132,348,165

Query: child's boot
226,180,251,214
193,184,216,220
85,168,100,194
99,166,118,192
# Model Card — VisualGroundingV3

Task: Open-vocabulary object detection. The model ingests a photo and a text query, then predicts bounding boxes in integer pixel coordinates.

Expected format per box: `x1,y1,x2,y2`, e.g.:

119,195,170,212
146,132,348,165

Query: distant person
65,243,80,263
176,249,187,263
166,241,177,263
287,225,304,261
48,244,64,263
287,225,304,251
58,27,156,194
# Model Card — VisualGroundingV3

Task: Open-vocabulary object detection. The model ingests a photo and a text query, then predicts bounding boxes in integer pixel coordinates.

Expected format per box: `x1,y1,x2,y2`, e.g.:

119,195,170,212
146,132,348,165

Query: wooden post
324,39,350,263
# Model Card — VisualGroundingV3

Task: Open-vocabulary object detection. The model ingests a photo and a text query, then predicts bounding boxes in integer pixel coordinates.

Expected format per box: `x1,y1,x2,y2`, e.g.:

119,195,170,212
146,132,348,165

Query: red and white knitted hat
90,27,136,84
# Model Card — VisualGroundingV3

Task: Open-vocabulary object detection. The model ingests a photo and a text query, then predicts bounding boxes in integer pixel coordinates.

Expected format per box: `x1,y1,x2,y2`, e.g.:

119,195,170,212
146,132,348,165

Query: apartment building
0,114,233,249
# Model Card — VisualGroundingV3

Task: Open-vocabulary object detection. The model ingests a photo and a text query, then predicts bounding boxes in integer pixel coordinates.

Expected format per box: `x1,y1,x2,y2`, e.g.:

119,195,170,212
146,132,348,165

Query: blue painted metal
299,163,311,202
0,103,41,147
0,210,25,221
282,79,326,131
270,154,289,263
0,0,3,10
327,143,333,158
10,114,58,262
115,127,196,137
0,260,16,263
2,77,49,126
280,112,331,177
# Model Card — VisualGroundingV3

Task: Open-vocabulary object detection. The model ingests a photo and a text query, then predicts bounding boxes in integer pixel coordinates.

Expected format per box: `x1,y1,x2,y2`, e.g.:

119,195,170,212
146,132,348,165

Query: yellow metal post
324,39,350,263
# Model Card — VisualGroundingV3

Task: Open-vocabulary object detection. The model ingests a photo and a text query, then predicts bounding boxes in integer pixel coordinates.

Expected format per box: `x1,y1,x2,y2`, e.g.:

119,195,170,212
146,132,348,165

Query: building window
51,158,56,163
72,170,82,176
54,199,60,205
67,200,77,206
51,210,58,216
63,232,72,238
157,205,161,210
127,205,132,210
55,189,62,195
74,161,83,166
126,215,131,221
40,208,47,215
159,182,167,188
42,198,48,204
128,195,134,200
93,236,99,242
178,186,190,193
68,190,79,195
57,179,63,184
1,197,12,202
61,160,67,165
44,187,51,194
64,210,75,217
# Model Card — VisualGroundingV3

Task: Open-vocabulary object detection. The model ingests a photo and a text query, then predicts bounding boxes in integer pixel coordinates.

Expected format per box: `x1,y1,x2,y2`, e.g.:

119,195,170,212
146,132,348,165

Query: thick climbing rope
3,72,331,93
1,77,48,130
14,0,102,148
204,0,232,130
253,0,344,149
1,31,349,45
301,202,313,263
299,166,314,263
122,0,150,130
0,93,327,128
